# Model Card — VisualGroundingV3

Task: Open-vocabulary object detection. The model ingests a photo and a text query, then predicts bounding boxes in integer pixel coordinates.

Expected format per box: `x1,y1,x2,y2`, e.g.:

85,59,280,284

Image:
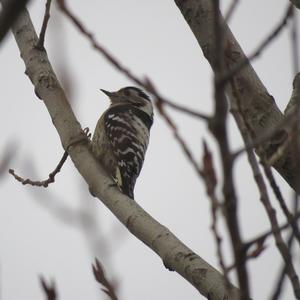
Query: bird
92,86,153,199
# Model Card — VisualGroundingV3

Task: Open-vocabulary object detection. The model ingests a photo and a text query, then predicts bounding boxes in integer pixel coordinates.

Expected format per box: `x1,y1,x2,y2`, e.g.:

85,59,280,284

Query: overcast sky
0,1,298,299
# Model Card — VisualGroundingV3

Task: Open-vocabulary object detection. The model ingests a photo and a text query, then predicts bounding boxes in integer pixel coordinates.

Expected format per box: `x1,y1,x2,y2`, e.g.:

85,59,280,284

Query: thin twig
39,276,57,300
270,195,299,300
56,0,210,123
92,258,118,300
219,4,293,84
230,78,300,298
36,0,52,49
156,98,203,178
211,0,250,296
9,150,68,187
202,141,228,280
156,97,210,121
263,165,300,247
57,0,144,85
8,127,90,187
224,0,239,22
227,240,267,272
270,232,295,300
244,209,300,251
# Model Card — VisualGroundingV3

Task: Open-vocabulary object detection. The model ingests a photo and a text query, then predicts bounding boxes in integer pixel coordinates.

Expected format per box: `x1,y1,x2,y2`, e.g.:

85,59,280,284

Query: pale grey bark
174,0,299,194
7,7,242,300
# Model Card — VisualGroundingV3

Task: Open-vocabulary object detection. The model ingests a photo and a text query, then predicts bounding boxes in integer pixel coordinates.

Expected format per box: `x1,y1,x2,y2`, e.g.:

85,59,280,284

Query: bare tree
1,1,300,300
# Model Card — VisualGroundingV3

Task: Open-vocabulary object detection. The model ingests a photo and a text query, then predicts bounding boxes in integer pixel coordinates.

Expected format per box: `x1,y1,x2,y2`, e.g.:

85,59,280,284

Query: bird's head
100,86,153,117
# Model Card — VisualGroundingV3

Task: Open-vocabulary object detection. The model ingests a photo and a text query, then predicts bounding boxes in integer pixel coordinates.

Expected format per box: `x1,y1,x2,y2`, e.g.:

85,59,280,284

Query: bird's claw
83,127,92,139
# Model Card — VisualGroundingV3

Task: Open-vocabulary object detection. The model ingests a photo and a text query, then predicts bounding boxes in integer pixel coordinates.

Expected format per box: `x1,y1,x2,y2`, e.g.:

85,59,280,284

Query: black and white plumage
92,87,153,199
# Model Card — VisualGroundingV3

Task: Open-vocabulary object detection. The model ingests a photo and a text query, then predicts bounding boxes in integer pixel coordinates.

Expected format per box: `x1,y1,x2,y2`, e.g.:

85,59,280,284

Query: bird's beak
100,89,114,97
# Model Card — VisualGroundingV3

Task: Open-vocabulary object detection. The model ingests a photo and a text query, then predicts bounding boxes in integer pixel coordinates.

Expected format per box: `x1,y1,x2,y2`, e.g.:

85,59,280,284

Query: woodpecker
92,87,153,199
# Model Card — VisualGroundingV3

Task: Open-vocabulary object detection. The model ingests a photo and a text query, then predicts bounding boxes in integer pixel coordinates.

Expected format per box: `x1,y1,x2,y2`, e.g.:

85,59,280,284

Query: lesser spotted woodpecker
92,87,153,199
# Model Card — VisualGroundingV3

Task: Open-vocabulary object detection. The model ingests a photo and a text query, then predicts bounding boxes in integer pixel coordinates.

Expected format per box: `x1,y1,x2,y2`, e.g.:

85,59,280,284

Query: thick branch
174,0,299,194
8,7,242,300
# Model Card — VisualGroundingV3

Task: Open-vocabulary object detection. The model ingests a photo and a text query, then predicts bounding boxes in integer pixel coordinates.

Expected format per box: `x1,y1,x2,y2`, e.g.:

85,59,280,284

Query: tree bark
174,0,299,194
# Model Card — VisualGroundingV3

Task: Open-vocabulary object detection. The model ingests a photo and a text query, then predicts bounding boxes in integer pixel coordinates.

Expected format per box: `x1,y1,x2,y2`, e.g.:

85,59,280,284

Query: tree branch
7,6,242,300
174,0,300,194
202,142,228,281
230,79,300,298
219,4,293,84
9,150,68,187
35,0,52,49
39,277,57,300
92,258,119,300
210,1,250,297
